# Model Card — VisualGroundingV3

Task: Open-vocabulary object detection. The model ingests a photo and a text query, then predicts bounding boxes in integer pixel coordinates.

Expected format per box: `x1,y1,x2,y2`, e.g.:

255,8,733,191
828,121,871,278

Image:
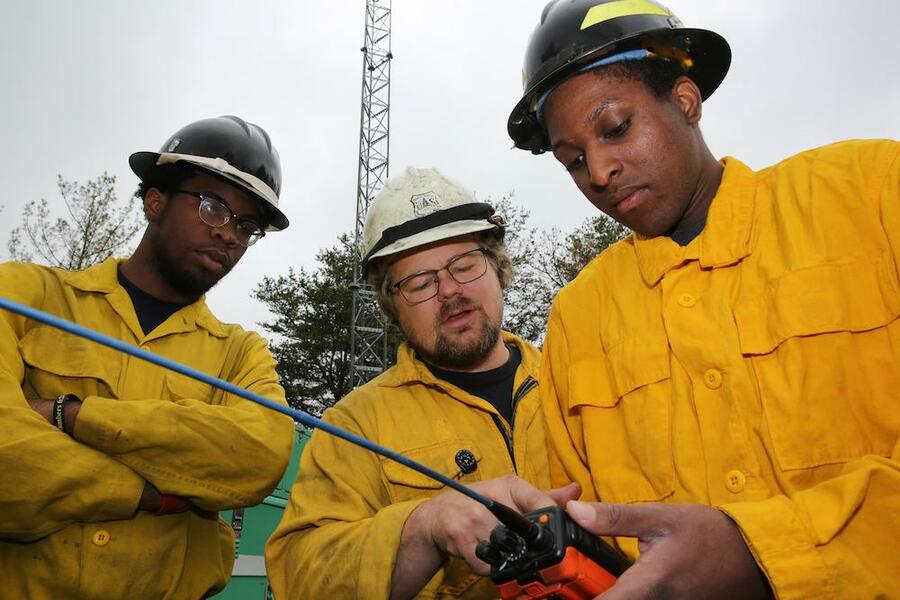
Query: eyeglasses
392,247,491,305
175,190,265,247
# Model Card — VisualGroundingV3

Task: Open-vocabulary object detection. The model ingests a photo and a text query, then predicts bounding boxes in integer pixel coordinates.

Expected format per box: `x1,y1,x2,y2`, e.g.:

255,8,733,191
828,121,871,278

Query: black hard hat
129,115,289,231
508,0,731,154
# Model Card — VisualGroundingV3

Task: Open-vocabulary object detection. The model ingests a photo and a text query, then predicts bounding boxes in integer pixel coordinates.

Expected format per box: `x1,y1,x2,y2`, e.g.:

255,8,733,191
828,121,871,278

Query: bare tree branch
8,173,143,270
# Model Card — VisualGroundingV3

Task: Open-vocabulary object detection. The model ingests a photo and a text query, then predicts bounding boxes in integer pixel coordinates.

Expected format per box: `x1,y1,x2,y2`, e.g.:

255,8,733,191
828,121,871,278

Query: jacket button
92,529,111,546
703,369,723,389
725,470,746,493
455,449,477,475
677,293,697,308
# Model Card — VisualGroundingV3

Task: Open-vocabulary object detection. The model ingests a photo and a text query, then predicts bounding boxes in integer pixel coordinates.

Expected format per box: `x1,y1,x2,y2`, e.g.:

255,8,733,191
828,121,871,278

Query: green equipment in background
214,425,311,599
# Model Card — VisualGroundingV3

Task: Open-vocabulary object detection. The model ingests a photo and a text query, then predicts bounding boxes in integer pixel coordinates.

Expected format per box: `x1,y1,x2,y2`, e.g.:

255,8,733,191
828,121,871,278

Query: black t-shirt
426,344,522,425
669,218,706,246
117,268,192,335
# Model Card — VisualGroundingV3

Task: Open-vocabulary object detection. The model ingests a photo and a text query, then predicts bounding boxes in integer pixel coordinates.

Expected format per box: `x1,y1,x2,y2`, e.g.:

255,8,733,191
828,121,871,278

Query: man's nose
586,146,622,189
435,269,463,301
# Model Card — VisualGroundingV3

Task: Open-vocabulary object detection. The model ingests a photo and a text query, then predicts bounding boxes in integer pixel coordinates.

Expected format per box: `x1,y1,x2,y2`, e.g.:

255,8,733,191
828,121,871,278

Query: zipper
492,375,538,472
511,376,537,418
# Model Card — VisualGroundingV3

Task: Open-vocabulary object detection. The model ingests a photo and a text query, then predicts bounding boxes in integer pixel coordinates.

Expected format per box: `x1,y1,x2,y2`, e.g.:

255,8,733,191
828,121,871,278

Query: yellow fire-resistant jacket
542,140,900,599
0,258,294,599
266,332,552,599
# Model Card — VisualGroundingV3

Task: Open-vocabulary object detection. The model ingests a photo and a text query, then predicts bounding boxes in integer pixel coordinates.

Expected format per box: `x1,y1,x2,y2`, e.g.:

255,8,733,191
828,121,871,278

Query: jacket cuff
720,495,835,600
69,395,114,452
358,497,431,598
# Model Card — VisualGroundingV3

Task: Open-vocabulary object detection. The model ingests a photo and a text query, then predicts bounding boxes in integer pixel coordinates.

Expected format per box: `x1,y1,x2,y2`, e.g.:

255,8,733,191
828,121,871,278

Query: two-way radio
0,296,631,599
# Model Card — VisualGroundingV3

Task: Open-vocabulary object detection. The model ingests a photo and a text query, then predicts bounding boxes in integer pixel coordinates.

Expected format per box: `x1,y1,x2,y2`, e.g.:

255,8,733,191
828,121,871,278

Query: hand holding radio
413,477,581,575
565,501,772,600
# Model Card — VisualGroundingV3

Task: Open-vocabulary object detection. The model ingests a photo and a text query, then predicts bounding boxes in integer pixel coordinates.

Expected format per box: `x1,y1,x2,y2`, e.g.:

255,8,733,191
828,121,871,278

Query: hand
416,477,581,576
138,482,191,515
138,482,164,512
565,501,772,600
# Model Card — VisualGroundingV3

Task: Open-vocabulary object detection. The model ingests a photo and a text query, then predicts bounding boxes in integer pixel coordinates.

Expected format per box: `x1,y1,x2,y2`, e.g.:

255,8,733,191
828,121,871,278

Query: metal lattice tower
349,0,392,388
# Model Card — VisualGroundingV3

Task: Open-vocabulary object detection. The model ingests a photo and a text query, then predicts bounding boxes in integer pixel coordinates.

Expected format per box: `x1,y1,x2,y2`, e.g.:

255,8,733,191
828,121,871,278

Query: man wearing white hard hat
267,167,574,599
0,116,294,598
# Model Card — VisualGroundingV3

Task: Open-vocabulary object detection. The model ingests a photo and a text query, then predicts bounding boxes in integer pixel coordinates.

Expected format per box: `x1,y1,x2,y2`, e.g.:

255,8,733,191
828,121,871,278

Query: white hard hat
362,167,505,273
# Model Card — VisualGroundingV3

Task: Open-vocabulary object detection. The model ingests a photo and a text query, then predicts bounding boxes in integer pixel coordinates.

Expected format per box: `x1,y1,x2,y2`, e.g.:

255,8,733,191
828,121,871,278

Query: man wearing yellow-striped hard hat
511,1,900,598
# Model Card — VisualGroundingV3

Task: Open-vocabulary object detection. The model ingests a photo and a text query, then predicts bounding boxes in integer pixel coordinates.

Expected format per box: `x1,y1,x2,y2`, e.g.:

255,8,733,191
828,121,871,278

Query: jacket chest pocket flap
567,332,674,503
163,372,215,404
19,326,119,398
733,258,900,469
382,440,483,503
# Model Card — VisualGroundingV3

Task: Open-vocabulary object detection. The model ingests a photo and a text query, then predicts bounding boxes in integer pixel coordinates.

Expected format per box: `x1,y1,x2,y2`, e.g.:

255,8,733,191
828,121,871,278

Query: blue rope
0,295,495,508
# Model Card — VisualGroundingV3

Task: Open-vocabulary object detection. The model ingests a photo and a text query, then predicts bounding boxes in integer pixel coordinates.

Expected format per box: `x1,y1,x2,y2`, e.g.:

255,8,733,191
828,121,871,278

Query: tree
488,193,547,344
8,173,143,269
534,214,630,290
497,193,629,344
254,234,402,415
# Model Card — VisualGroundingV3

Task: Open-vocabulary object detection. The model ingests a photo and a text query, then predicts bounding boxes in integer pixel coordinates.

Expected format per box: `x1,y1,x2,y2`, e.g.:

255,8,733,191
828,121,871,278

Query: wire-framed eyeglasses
175,190,265,247
392,247,491,305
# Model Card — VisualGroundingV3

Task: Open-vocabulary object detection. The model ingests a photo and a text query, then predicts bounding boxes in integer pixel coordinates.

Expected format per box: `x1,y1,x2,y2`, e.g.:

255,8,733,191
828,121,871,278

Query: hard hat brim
129,151,290,231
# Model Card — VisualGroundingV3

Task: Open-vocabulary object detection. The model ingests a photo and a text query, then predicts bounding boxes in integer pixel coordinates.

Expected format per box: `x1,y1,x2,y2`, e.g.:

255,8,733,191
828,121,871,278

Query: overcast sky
1,1,898,333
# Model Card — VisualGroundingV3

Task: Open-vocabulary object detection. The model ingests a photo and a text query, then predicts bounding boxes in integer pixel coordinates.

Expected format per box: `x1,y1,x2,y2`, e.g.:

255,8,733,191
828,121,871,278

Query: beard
152,238,228,299
413,298,502,370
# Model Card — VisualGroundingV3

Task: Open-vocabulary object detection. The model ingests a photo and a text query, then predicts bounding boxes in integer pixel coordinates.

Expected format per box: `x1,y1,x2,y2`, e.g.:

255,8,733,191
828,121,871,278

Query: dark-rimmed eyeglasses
392,247,491,305
175,190,265,247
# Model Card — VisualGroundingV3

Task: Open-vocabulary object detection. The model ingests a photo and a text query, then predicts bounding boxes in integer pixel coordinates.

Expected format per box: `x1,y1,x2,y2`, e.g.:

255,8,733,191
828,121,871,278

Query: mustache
197,246,233,269
439,298,481,321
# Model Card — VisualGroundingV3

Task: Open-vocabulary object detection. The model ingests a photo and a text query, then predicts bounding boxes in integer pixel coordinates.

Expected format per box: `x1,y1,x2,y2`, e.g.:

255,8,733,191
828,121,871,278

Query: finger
547,482,581,506
566,501,661,538
507,478,558,513
596,561,666,600
461,550,492,577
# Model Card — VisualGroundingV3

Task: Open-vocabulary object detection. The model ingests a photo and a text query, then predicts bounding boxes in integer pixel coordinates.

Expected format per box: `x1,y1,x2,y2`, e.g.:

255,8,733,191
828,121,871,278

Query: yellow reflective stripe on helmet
581,0,671,30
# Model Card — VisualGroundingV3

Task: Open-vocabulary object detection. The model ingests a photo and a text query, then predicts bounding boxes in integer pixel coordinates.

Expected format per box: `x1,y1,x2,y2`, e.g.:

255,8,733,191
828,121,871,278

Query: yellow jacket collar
61,257,229,338
379,330,540,389
633,157,756,286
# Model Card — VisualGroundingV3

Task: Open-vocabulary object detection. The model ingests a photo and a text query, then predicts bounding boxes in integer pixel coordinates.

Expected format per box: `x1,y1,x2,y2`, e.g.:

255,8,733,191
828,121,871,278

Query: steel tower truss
350,0,392,387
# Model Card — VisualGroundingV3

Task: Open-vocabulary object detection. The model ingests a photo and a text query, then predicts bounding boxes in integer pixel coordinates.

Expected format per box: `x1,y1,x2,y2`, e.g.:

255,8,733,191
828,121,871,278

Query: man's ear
671,75,703,126
144,188,167,222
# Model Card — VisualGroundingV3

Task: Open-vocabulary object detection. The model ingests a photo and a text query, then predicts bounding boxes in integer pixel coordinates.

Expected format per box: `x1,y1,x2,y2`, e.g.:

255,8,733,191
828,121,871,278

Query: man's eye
604,117,631,140
238,221,262,235
405,277,433,293
451,258,477,272
565,154,585,173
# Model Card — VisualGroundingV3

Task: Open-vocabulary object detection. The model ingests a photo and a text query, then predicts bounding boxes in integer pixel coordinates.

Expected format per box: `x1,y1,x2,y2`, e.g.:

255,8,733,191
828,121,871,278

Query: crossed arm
0,267,293,540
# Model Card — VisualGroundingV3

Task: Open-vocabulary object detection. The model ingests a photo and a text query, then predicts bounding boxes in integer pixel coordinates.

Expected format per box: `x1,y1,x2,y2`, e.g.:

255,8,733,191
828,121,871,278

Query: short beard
155,248,219,299
415,302,502,370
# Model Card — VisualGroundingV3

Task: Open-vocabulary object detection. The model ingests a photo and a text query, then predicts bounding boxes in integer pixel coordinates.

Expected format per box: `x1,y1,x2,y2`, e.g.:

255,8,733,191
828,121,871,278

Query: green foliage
489,193,547,344
254,234,401,415
8,173,143,270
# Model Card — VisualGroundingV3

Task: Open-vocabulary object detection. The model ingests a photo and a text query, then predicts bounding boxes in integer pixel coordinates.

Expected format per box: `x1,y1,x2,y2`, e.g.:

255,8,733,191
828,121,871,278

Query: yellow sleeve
71,332,294,510
540,297,599,502
877,141,900,275
265,406,425,600
0,263,145,541
722,143,900,599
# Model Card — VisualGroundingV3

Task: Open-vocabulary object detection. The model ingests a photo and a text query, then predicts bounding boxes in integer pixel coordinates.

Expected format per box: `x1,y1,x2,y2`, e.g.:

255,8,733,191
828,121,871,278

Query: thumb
566,501,653,538
566,500,597,525
547,482,581,507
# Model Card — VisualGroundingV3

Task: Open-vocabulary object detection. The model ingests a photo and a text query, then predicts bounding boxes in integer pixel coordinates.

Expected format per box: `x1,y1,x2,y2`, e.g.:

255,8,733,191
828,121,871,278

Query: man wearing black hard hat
509,1,899,599
0,116,295,598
